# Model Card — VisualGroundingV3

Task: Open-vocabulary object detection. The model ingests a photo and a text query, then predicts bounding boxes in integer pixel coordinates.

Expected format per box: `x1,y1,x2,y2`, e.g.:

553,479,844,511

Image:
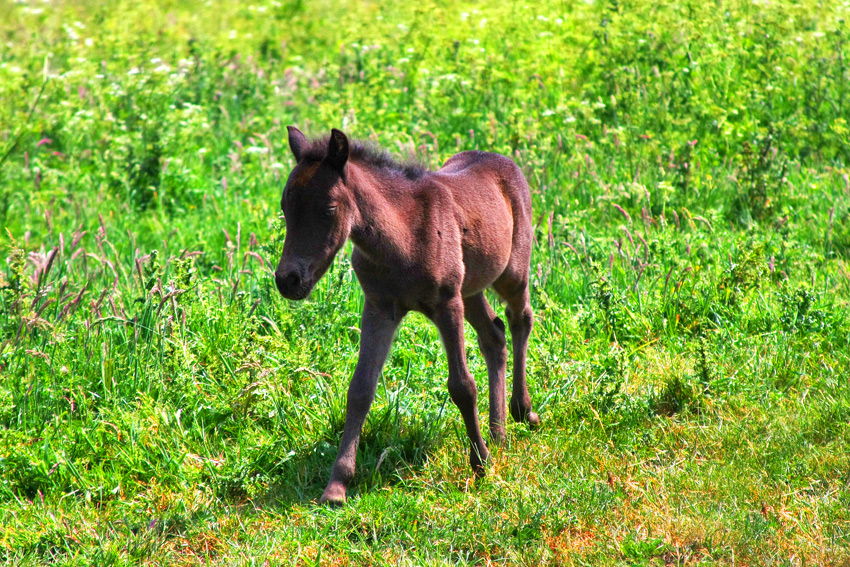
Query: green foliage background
1,0,849,564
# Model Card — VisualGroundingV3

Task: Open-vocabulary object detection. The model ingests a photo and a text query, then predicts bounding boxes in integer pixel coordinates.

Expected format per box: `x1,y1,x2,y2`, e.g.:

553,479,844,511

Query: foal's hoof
472,461,488,478
489,426,507,446
510,399,541,428
319,482,347,507
470,448,490,478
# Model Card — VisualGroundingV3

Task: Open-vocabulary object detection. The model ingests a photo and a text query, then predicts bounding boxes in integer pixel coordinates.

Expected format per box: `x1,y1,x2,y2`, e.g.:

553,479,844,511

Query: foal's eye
324,205,337,218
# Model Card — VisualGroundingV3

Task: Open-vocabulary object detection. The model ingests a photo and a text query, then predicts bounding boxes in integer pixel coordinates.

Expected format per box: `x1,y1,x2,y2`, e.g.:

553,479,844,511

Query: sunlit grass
1,0,850,564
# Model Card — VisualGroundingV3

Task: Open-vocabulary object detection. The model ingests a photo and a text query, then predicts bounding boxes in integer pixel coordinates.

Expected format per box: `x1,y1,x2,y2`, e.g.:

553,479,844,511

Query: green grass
2,0,850,564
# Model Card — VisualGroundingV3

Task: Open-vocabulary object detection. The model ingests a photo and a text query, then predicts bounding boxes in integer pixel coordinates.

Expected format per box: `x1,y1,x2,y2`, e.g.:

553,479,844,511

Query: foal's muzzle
275,269,310,300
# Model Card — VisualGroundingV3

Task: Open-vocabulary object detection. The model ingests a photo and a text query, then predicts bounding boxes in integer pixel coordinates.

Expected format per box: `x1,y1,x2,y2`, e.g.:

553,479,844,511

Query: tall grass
1,0,849,564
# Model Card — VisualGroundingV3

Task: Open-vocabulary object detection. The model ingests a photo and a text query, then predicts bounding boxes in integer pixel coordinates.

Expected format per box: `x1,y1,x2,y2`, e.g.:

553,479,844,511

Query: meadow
1,0,850,564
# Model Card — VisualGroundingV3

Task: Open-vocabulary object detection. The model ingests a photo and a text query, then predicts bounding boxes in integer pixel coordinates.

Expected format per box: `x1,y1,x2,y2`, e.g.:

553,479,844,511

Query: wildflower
246,146,269,155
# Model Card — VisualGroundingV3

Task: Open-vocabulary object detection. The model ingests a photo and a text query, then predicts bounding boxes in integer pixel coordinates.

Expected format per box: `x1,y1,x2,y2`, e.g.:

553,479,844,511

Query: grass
1,0,850,564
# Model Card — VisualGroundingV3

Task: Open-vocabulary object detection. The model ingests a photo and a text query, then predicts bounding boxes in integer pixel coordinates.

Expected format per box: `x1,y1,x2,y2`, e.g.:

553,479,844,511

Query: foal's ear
326,128,349,172
287,126,308,162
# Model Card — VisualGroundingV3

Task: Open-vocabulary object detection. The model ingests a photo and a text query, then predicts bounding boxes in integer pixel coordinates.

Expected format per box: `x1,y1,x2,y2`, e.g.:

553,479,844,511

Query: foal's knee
447,373,478,410
507,305,533,334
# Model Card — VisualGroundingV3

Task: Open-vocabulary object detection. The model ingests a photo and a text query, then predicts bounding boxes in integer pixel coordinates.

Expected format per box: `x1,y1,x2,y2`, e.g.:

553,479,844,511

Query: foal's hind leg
433,295,490,475
495,280,540,427
464,292,508,444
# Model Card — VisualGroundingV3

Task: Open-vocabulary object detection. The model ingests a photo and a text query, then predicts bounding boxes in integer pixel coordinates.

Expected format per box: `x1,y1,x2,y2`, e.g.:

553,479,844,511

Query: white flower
246,146,269,155
461,12,469,21
127,67,140,75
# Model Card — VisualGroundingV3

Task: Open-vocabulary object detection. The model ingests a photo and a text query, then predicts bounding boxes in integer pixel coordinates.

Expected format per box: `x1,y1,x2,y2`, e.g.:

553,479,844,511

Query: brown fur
275,127,539,505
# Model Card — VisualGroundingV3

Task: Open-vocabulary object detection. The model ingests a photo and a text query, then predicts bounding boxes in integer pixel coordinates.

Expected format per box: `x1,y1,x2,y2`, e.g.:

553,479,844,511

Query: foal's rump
435,151,533,296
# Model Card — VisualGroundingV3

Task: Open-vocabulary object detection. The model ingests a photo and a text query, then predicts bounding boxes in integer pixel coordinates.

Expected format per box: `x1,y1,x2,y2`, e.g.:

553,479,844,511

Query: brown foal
275,127,539,505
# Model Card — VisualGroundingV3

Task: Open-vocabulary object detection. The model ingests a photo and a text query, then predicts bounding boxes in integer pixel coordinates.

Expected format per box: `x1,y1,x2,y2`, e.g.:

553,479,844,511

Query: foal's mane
301,136,427,180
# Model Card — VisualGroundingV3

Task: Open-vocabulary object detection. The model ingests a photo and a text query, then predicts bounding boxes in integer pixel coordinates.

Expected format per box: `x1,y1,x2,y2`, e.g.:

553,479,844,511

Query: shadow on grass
218,403,450,509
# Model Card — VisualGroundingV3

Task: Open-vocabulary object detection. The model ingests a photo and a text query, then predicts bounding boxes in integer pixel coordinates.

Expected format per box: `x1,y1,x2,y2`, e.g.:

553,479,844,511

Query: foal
275,127,539,505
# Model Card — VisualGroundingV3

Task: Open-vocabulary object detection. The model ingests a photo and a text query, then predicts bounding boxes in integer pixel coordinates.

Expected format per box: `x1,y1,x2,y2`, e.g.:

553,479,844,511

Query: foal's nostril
275,270,302,297
284,272,301,289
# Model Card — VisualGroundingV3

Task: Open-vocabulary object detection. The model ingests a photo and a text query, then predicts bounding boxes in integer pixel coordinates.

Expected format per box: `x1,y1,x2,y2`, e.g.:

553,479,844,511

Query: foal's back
438,151,532,211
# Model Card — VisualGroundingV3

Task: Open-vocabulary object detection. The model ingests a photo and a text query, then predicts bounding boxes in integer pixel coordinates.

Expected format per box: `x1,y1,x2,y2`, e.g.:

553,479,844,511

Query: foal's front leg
320,300,402,506
433,296,490,475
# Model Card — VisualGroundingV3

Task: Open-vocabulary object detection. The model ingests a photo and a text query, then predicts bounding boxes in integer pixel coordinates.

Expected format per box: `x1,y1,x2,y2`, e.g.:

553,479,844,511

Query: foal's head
275,127,354,300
